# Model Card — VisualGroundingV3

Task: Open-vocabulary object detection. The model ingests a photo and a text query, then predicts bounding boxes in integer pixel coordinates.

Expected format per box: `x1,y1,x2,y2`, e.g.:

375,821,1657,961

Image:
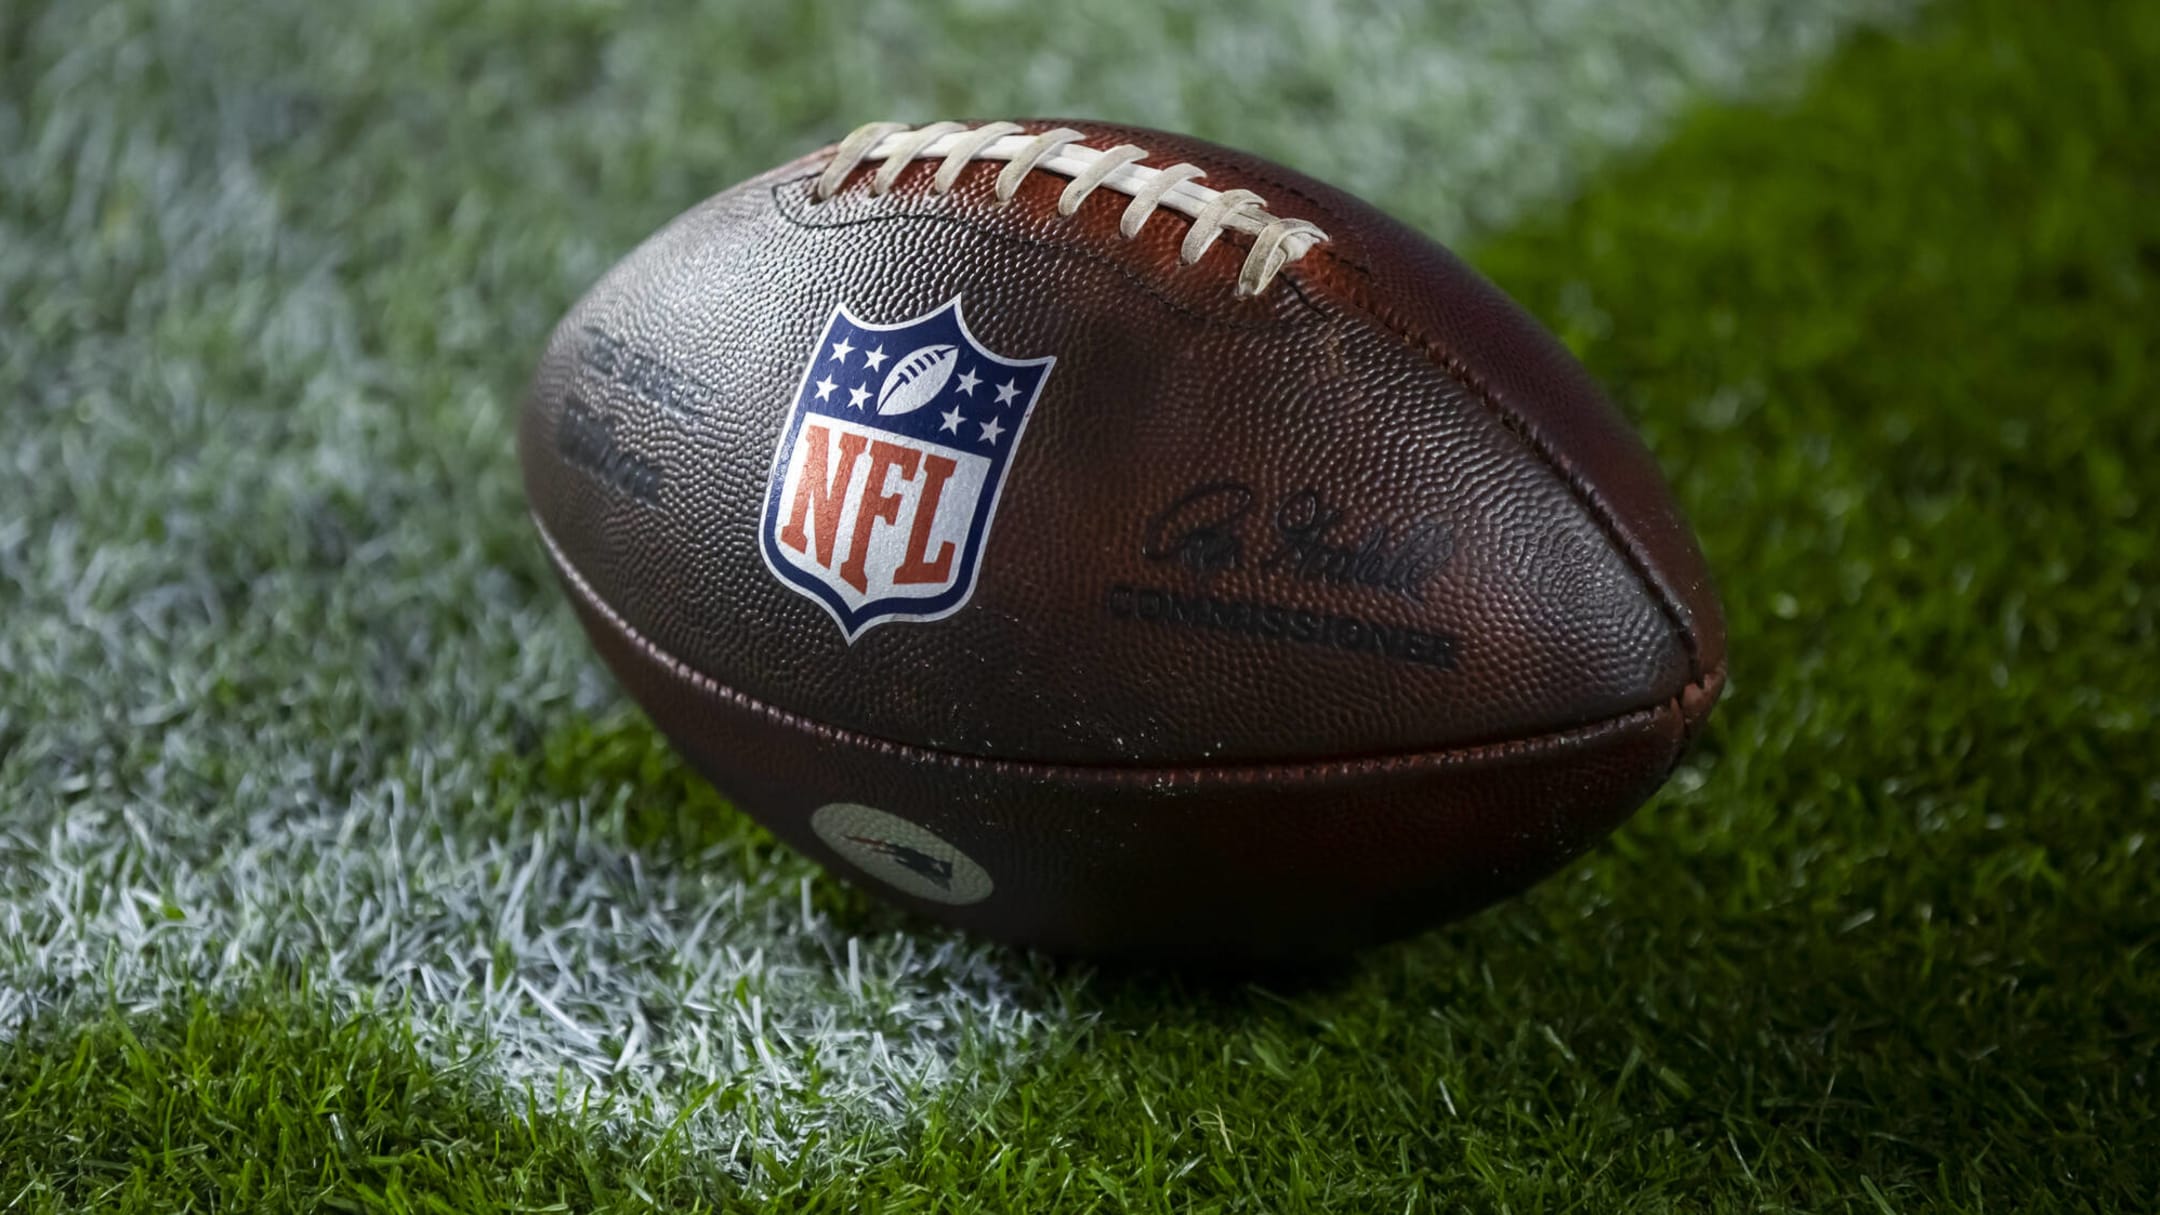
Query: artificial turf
2,0,2155,1209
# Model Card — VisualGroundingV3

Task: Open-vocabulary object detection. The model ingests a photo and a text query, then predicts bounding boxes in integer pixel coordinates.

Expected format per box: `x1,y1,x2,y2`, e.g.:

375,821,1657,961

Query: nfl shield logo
759,297,1056,641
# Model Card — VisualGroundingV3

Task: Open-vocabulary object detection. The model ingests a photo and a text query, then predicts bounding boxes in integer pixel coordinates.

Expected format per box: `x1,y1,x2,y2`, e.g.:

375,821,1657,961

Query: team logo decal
810,802,994,906
760,298,1055,641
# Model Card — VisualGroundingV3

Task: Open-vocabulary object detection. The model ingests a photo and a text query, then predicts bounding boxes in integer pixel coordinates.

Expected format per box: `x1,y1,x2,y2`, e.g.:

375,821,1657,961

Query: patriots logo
760,297,1055,640
843,835,955,891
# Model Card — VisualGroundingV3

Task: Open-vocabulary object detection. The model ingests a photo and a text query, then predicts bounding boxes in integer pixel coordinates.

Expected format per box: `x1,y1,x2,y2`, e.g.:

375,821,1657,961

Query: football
520,119,1726,961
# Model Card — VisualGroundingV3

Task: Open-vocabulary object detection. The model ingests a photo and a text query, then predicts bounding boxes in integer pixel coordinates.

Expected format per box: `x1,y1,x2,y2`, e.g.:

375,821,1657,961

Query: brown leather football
520,119,1726,961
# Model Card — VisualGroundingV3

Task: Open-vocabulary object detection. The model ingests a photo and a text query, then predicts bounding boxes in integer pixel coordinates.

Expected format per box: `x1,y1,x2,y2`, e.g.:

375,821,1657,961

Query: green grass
0,993,705,1212
3,0,2156,1209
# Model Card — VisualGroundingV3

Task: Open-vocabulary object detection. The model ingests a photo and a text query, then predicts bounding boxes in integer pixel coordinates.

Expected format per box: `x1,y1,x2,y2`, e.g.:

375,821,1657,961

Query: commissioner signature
1139,482,1453,601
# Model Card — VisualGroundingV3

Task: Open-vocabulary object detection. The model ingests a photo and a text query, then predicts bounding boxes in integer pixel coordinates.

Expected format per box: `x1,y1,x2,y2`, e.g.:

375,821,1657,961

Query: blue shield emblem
759,298,1055,641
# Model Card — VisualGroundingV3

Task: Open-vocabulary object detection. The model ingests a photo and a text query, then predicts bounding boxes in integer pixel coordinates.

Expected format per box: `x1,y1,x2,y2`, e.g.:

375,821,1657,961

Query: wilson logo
557,394,662,505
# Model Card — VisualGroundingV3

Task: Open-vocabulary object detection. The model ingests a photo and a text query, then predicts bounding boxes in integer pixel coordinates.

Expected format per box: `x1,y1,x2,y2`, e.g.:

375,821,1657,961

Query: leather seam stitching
771,176,1332,330
539,514,1702,786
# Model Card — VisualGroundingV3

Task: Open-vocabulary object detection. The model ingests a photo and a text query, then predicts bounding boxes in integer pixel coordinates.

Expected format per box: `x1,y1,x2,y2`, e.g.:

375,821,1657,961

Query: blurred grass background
2,0,2155,1209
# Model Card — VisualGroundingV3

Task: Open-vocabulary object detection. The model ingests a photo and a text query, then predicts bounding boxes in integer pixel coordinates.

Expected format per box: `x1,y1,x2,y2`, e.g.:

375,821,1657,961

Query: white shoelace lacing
811,121,1329,297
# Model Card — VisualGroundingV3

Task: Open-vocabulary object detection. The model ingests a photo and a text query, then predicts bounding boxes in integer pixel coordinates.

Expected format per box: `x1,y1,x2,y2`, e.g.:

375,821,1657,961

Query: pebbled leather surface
523,122,1722,766
520,121,1726,954
545,527,1714,959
